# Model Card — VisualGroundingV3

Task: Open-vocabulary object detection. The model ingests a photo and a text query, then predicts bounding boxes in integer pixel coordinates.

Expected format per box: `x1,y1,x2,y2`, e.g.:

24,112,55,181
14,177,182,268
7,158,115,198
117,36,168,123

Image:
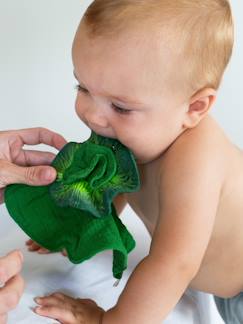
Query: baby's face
72,23,188,164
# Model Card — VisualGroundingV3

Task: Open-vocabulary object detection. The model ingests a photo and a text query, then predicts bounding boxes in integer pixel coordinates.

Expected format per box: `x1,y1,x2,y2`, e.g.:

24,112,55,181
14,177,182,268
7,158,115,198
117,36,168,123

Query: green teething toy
4,132,140,279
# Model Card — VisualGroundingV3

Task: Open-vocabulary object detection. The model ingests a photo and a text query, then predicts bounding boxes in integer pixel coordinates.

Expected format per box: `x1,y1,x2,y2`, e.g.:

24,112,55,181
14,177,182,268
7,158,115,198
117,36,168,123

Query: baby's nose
85,110,109,129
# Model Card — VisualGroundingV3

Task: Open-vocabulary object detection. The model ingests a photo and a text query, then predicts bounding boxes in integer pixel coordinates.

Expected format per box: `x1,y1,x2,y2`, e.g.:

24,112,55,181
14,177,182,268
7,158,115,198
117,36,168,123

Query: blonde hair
83,0,234,94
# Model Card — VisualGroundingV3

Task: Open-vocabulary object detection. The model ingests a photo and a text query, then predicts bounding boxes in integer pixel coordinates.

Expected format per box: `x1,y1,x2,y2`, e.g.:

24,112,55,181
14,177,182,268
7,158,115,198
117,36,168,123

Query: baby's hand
26,239,50,254
26,239,67,256
34,292,105,324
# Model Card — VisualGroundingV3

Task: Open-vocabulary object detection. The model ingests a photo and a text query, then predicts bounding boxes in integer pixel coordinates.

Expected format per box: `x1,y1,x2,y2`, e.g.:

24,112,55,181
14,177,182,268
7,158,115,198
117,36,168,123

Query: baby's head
72,0,233,163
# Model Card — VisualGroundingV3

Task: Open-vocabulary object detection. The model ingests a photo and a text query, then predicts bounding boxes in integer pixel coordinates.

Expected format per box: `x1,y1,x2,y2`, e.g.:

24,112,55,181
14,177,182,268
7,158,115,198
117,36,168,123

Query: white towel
0,204,223,324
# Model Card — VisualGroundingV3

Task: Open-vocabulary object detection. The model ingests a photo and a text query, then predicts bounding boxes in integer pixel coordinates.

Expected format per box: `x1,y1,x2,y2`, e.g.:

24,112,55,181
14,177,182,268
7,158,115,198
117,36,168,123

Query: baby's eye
74,84,131,115
75,84,89,94
111,103,131,115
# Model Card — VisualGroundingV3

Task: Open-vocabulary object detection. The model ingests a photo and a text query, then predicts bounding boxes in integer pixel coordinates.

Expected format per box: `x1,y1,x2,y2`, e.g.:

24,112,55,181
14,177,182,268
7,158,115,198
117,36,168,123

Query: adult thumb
0,160,57,187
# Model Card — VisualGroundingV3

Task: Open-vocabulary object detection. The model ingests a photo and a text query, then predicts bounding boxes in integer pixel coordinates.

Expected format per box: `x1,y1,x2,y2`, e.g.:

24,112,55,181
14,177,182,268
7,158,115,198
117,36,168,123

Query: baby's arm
102,133,225,323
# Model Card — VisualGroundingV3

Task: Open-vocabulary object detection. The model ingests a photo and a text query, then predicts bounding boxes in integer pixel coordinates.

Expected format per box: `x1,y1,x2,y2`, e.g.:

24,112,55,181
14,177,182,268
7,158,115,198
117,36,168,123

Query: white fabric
0,204,223,324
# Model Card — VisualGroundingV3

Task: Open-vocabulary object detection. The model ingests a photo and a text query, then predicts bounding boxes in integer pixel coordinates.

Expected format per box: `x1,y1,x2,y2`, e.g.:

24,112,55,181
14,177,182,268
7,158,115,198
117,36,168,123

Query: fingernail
41,169,54,181
34,297,41,304
35,306,42,313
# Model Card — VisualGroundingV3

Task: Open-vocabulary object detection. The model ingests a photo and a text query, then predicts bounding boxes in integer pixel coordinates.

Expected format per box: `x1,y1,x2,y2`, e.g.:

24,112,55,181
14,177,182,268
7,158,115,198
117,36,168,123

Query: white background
0,0,242,147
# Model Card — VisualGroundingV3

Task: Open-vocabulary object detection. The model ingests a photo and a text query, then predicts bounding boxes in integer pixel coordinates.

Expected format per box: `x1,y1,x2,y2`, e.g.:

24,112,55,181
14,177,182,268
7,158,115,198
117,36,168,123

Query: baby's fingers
26,240,50,254
61,249,67,257
35,293,65,308
26,240,40,251
27,241,41,252
34,305,76,323
25,239,34,246
37,248,51,254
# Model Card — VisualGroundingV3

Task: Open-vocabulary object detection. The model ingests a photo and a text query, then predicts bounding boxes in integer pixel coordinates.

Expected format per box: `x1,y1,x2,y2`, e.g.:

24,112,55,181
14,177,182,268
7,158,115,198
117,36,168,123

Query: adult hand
0,250,24,324
0,127,67,203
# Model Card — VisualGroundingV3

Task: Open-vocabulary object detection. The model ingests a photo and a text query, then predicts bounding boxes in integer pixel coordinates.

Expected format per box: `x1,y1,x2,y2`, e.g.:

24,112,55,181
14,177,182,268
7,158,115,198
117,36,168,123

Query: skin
0,127,67,324
32,21,243,324
0,250,24,324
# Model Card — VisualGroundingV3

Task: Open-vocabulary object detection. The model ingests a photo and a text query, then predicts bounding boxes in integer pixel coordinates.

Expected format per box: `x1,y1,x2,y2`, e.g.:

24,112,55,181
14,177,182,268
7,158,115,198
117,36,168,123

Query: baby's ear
183,88,217,129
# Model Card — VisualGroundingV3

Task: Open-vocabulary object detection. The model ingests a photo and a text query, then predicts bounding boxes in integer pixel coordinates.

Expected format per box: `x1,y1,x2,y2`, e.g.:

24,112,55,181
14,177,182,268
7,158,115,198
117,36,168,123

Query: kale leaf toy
4,132,140,279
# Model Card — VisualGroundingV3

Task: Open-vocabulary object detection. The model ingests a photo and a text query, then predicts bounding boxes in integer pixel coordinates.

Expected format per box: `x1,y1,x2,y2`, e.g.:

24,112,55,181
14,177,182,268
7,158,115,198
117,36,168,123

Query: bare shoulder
152,115,229,238
149,116,229,264
159,115,229,186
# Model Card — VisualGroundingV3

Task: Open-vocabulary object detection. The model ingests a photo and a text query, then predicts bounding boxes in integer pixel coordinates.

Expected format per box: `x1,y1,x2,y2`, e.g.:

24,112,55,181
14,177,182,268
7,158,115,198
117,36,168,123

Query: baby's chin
135,157,152,165
134,149,166,165
133,152,151,165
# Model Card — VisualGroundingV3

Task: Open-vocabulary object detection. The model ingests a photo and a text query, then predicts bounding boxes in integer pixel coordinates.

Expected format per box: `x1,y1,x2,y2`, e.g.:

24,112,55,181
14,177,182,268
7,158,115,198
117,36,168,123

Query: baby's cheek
74,99,82,119
75,103,86,124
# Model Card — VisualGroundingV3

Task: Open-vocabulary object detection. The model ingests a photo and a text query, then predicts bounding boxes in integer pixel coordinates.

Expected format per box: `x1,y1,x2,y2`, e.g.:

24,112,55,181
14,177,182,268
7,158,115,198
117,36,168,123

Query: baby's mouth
89,126,116,140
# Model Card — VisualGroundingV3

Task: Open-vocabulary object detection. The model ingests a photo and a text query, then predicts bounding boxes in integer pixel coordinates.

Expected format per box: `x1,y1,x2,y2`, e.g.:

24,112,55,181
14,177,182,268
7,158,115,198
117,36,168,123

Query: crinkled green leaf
5,184,135,279
49,132,140,218
4,132,140,279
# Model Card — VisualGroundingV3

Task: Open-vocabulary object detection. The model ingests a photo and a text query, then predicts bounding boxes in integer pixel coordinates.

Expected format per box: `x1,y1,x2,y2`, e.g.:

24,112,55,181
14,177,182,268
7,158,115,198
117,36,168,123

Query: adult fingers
0,274,24,314
11,127,67,150
0,160,56,188
0,313,7,324
14,150,56,167
0,250,23,285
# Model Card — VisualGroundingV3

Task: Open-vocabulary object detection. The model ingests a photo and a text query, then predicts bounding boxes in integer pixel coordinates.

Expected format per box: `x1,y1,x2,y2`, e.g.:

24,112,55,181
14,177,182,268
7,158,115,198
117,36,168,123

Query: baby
29,1,240,323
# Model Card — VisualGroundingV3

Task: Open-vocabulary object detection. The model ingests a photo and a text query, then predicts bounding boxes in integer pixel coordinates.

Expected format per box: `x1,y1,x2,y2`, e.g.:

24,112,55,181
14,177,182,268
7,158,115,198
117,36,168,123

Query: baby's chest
126,162,161,234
